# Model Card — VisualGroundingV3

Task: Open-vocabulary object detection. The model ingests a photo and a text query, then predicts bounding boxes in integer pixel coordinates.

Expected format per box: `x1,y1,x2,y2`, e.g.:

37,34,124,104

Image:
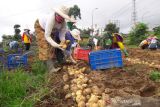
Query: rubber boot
46,59,61,73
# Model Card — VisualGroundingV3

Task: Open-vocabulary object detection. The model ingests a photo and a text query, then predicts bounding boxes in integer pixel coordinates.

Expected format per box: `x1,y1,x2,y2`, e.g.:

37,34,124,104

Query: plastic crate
17,48,23,54
89,49,123,70
74,47,91,62
7,54,28,68
0,56,5,69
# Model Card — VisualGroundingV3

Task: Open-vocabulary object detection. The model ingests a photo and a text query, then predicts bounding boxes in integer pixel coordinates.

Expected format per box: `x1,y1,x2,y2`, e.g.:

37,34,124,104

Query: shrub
31,60,47,75
129,23,148,45
149,71,160,82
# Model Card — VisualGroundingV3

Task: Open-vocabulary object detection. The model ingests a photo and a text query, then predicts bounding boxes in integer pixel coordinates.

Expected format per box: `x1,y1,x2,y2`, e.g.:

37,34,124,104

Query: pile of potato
126,58,160,68
63,66,112,107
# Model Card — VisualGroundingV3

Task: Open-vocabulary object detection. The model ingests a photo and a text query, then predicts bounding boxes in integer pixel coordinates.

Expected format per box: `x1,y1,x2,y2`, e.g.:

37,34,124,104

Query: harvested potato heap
126,58,160,68
63,66,111,107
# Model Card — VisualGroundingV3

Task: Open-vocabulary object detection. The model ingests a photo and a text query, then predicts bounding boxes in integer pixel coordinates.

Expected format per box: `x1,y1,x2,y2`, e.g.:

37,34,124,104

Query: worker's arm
44,13,62,48
117,42,128,56
117,42,124,50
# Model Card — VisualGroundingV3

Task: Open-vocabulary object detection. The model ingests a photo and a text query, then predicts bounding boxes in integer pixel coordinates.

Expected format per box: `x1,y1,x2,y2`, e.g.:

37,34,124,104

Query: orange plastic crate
73,47,91,62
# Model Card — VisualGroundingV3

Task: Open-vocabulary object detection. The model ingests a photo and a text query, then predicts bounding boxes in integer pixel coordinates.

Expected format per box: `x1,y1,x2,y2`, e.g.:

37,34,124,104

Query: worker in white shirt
34,5,76,72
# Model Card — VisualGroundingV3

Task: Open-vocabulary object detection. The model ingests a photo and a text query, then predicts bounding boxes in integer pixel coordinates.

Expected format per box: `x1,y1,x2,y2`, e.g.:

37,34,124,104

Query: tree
80,28,92,38
129,23,148,45
153,26,160,35
68,5,81,20
67,5,81,30
13,24,21,41
104,23,119,34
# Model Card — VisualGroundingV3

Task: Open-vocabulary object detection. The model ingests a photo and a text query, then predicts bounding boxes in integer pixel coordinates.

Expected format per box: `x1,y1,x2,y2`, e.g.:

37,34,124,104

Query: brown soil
35,48,160,107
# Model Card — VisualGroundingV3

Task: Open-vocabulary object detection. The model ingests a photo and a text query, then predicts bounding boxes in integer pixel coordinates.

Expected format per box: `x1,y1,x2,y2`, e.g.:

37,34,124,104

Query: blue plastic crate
7,54,28,68
89,49,123,70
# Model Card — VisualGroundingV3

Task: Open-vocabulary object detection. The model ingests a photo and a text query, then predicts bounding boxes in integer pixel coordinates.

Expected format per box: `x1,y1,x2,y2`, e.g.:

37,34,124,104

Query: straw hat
70,29,81,40
153,36,158,39
54,5,76,22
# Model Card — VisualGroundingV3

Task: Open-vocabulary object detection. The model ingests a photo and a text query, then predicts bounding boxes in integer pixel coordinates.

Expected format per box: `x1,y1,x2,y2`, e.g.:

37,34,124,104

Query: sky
0,0,160,41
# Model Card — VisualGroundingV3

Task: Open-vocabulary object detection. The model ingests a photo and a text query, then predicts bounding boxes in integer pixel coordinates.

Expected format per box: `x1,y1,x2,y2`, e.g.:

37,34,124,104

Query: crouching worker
34,5,76,72
139,39,149,49
9,40,19,50
62,29,81,64
148,36,158,50
111,33,129,57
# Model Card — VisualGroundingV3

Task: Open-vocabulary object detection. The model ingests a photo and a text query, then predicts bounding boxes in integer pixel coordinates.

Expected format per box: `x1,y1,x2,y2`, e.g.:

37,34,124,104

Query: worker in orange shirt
22,27,32,51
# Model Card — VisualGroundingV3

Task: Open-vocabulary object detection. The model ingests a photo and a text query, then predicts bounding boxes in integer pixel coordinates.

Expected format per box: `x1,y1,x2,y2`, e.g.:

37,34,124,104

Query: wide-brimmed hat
54,5,76,23
153,36,158,39
24,25,30,31
70,29,81,40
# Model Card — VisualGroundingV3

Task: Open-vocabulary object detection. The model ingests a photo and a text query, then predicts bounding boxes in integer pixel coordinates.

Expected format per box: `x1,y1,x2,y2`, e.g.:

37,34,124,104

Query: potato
88,79,92,83
92,86,102,95
70,85,78,92
82,84,87,88
66,40,70,44
89,94,99,103
76,95,86,102
63,74,69,82
91,103,99,107
79,75,85,79
76,90,83,96
78,101,86,107
102,93,110,101
62,44,67,49
60,41,67,49
71,92,76,97
86,95,90,100
77,84,84,90
83,88,92,95
63,84,69,90
83,77,89,83
65,93,72,99
68,71,75,76
98,100,106,107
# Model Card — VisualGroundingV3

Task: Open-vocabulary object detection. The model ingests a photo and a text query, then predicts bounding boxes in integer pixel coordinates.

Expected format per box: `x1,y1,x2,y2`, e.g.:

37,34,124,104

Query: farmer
101,32,112,49
148,36,158,50
22,27,32,51
9,40,19,50
34,5,76,72
139,39,149,49
63,29,81,64
111,33,129,56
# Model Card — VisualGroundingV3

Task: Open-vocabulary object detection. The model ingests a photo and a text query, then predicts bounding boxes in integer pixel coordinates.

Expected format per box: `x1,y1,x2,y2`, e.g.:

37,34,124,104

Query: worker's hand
72,59,77,64
58,45,65,51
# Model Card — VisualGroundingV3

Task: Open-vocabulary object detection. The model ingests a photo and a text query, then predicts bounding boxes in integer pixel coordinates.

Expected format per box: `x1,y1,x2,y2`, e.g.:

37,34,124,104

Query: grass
149,71,160,82
0,60,48,107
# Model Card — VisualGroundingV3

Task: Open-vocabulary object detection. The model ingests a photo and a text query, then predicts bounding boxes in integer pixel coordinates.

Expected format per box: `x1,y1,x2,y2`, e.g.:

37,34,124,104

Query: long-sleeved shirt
38,12,67,48
65,31,75,51
22,32,31,43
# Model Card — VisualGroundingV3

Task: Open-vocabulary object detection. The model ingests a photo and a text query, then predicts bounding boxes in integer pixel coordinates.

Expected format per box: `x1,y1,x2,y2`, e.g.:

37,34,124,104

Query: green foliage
0,61,47,107
80,28,91,37
79,38,89,47
31,60,47,75
104,23,119,34
149,71,160,82
153,26,160,35
0,69,30,106
128,23,148,45
81,34,90,38
68,5,81,19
